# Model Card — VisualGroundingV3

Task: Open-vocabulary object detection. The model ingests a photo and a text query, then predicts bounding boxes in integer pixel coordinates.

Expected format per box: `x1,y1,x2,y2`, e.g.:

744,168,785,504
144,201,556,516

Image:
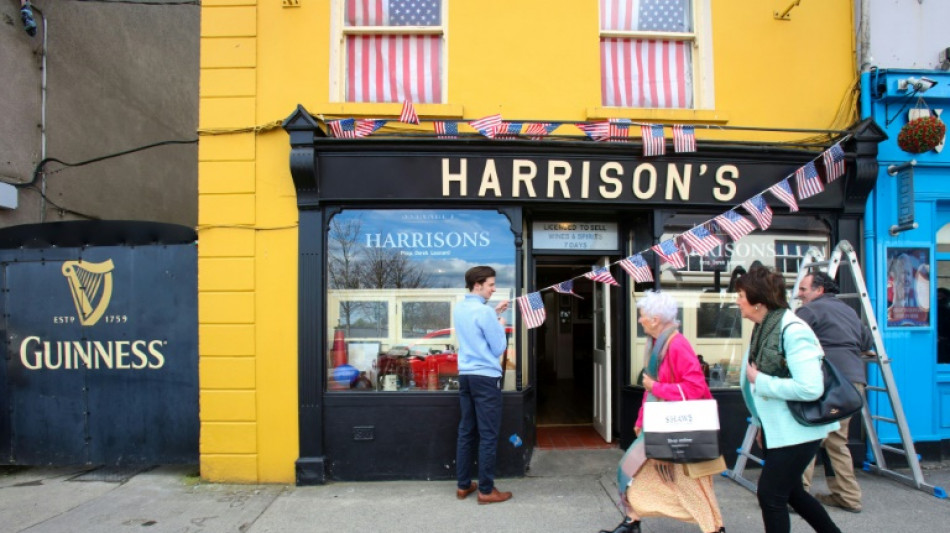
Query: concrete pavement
2,449,949,532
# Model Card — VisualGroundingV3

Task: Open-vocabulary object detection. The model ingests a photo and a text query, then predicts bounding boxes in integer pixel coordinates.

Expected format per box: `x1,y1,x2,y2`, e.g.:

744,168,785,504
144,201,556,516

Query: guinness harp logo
62,259,115,326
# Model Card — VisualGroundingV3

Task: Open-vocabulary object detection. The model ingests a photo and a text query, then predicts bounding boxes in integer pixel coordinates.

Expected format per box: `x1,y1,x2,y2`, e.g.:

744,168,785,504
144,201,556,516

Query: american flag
518,292,546,329
496,122,524,139
768,178,798,212
609,118,632,140
652,238,686,269
795,161,824,200
673,124,696,152
330,118,358,138
552,279,583,299
434,120,458,139
742,194,773,230
600,0,692,108
641,124,666,156
618,254,654,283
578,121,611,141
470,114,503,138
822,143,845,182
525,122,559,140
584,267,620,286
681,225,723,256
400,100,420,124
714,210,756,242
355,119,386,137
345,0,442,104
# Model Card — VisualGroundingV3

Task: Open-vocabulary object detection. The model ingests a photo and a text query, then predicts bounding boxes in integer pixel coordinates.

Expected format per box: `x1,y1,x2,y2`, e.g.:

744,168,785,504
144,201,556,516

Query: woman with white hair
599,291,724,533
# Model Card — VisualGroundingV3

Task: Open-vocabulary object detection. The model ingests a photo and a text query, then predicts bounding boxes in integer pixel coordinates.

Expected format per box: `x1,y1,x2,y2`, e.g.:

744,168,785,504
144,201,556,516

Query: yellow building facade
199,0,865,483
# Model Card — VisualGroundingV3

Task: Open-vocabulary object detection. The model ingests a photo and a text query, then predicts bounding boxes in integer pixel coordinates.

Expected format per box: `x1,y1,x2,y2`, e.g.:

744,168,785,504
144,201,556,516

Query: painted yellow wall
198,0,855,482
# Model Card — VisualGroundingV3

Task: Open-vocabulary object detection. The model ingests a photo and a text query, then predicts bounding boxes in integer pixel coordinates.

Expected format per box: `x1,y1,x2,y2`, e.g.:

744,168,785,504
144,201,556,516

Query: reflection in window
339,301,389,338
402,301,451,338
696,303,741,338
775,240,825,273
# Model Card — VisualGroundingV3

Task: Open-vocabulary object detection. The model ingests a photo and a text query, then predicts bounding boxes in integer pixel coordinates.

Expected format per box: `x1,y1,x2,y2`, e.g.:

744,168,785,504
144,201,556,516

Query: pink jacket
635,334,713,429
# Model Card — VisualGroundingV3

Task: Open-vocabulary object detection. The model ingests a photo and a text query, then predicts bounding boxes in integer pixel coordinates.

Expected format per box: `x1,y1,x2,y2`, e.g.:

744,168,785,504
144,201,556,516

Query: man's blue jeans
456,374,502,494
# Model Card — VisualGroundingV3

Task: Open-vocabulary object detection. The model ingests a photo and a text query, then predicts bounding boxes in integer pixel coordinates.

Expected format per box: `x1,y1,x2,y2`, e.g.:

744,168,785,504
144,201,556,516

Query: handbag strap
675,383,686,401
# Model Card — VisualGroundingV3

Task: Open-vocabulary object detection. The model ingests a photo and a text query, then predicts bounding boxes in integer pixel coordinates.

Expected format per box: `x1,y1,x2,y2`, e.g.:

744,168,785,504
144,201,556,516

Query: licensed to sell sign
532,222,619,251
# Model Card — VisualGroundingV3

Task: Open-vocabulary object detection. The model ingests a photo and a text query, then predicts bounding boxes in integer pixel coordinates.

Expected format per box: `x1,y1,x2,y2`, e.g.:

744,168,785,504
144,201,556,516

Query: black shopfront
284,106,885,485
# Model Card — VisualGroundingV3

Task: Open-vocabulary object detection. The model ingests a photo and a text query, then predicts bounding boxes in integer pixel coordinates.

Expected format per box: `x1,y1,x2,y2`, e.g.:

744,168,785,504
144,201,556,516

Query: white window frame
598,0,714,110
329,0,448,104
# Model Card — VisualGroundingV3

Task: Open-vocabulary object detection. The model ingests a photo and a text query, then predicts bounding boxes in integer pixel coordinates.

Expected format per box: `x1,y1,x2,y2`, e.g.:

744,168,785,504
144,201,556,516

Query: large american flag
795,161,824,200
618,254,654,283
600,0,693,108
768,178,799,212
742,194,773,230
714,210,756,242
518,292,547,329
642,124,666,156
681,225,723,256
345,0,442,104
585,267,620,286
652,238,686,269
822,143,845,182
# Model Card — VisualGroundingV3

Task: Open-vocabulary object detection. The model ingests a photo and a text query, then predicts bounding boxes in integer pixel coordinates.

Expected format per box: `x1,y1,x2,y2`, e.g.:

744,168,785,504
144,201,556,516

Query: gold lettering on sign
512,159,538,198
547,160,571,198
442,158,467,196
666,164,691,201
478,159,502,197
19,336,167,371
581,161,591,199
632,163,657,199
714,165,739,202
599,162,623,199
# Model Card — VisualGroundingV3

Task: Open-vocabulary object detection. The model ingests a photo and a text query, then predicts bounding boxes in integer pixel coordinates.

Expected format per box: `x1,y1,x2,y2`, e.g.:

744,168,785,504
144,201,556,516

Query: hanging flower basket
897,116,946,154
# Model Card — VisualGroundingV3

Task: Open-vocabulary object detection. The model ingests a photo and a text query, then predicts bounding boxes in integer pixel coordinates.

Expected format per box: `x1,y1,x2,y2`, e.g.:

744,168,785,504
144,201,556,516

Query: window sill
586,107,729,124
315,102,464,120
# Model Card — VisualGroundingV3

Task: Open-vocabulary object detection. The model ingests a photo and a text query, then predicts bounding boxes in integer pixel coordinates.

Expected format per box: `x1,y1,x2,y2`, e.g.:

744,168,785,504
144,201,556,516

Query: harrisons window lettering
19,336,166,370
365,231,490,249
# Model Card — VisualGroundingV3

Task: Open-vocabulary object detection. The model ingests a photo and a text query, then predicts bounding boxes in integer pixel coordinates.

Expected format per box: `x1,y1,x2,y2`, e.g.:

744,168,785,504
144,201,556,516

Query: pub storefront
284,106,885,484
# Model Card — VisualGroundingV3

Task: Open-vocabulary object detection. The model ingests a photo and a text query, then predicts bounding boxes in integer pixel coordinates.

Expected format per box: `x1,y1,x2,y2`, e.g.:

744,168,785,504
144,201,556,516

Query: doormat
69,466,154,483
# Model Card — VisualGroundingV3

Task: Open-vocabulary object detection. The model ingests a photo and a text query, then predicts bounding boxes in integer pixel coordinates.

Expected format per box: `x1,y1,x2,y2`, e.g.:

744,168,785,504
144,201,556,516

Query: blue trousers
456,374,502,494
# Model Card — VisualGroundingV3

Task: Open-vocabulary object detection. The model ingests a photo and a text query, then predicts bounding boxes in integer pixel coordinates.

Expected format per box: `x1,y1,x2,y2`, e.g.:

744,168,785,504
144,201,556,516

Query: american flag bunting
714,210,756,242
551,280,583,299
768,178,799,212
434,120,458,139
681,225,723,256
641,124,666,156
518,292,547,329
795,161,824,200
329,118,358,138
496,122,524,139
525,122,559,140
584,267,620,286
822,144,845,182
618,254,654,283
609,118,632,140
578,121,611,141
470,114,503,138
399,100,420,125
673,124,696,153
652,239,686,269
742,194,773,230
355,119,386,137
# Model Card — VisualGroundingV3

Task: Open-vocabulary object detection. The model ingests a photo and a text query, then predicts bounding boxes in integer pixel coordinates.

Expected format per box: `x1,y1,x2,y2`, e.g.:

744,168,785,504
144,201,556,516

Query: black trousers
758,438,842,533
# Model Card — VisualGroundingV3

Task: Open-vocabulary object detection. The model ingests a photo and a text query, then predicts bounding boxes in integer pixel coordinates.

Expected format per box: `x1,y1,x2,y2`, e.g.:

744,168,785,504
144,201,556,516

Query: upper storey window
599,0,695,109
342,0,444,104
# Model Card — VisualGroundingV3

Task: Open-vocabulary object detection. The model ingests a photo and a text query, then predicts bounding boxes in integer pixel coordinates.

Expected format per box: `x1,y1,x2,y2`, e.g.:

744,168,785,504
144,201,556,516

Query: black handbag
786,353,864,427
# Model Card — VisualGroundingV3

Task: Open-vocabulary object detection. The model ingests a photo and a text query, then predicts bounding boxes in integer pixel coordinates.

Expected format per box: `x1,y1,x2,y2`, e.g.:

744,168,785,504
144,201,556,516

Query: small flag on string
673,125,697,153
768,178,799,212
400,100,420,125
584,267,620,286
714,210,756,242
641,124,666,157
681,225,723,256
355,119,386,137
578,121,610,141
618,254,654,283
552,279,583,299
470,114,503,138
652,239,686,269
525,122,559,140
517,292,547,329
822,143,846,183
795,161,824,200
742,194,773,230
434,121,458,139
609,118,632,140
496,122,523,139
329,118,358,138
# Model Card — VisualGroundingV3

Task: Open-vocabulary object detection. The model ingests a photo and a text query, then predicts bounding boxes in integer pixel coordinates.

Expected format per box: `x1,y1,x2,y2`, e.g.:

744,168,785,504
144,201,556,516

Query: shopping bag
787,357,864,426
642,397,720,463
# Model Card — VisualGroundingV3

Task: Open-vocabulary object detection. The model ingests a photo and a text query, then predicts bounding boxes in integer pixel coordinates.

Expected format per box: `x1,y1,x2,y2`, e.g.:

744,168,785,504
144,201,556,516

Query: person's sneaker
815,492,862,513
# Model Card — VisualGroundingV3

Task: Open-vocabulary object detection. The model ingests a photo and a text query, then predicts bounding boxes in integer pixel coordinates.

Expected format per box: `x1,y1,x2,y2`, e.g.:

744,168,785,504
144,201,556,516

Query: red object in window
331,328,347,367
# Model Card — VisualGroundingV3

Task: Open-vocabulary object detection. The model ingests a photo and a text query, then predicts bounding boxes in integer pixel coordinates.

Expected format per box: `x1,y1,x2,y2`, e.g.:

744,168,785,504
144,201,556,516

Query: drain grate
69,466,152,483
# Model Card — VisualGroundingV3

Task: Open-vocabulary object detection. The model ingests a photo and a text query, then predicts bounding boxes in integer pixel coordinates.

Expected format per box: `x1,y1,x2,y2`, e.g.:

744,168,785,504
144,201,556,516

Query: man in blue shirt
455,266,512,504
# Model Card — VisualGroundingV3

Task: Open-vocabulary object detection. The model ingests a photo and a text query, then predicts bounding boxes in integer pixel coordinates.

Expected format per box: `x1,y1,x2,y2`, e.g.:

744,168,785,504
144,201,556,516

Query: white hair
636,290,679,325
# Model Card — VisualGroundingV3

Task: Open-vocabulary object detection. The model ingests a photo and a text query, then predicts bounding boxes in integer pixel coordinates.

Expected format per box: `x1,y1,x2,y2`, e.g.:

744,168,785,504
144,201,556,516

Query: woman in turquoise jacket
735,266,841,533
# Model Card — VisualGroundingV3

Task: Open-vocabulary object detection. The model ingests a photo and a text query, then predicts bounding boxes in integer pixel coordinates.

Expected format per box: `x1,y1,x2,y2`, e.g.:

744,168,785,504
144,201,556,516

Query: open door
592,256,612,442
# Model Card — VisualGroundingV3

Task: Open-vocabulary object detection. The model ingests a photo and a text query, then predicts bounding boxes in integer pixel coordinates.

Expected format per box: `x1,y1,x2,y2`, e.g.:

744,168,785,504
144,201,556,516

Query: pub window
326,209,516,392
332,0,445,103
775,240,825,274
599,0,699,109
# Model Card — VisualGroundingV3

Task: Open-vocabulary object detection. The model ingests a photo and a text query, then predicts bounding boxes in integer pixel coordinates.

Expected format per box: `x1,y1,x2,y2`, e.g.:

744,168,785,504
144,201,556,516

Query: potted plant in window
897,115,946,154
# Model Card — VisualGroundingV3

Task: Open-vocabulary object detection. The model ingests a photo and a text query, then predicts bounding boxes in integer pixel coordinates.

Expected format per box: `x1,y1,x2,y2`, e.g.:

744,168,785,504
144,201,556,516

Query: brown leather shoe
815,492,862,513
456,482,477,500
477,487,513,505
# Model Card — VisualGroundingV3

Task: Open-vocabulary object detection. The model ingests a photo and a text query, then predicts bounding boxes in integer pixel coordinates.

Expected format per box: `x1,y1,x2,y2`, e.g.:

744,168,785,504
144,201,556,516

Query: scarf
646,325,678,382
748,308,791,378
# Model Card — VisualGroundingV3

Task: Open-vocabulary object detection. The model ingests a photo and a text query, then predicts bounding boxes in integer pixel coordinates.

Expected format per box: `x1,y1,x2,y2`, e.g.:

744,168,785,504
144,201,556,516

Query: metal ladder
724,240,947,498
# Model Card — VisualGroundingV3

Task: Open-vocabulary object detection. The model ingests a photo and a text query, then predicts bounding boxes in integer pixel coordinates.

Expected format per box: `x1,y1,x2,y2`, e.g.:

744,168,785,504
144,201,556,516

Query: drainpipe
860,70,880,316
32,3,48,222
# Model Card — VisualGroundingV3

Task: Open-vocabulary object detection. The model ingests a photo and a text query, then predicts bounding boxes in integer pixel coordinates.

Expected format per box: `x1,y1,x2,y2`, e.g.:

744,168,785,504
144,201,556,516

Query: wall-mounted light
898,76,938,93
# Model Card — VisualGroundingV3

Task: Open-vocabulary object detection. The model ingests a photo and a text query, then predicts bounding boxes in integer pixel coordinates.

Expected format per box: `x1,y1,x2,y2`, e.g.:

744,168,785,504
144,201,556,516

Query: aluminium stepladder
724,240,947,498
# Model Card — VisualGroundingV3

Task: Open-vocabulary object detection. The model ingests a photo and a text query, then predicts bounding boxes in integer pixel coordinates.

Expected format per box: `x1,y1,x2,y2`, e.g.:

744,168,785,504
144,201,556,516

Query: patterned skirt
626,459,724,532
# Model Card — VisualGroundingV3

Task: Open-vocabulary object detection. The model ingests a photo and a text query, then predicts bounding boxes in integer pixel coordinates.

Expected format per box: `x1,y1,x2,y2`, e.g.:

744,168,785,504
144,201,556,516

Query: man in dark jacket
796,271,873,513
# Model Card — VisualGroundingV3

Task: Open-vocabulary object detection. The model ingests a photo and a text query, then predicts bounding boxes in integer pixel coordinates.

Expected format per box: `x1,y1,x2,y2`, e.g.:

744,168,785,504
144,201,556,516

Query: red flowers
898,116,946,153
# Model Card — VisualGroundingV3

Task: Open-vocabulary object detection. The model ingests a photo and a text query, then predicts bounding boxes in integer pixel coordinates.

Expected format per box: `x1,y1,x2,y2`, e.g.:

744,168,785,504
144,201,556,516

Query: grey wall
0,0,198,227
859,0,950,70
